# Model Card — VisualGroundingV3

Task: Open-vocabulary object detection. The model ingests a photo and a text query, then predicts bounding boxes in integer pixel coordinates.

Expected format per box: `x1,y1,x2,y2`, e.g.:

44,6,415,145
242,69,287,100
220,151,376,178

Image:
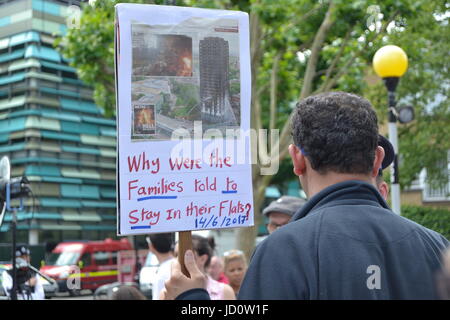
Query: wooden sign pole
178,231,193,277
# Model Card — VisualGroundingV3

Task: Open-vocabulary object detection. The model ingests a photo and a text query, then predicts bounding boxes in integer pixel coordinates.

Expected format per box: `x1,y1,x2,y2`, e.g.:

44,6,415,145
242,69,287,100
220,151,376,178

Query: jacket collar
291,180,390,222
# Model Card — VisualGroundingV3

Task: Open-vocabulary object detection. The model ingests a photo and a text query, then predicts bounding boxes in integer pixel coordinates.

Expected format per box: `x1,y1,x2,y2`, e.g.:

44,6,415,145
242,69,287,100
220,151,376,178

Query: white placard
115,4,253,235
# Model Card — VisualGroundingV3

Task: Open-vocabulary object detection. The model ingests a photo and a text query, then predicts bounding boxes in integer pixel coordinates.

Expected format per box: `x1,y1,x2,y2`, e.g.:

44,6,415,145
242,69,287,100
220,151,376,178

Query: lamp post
373,45,408,215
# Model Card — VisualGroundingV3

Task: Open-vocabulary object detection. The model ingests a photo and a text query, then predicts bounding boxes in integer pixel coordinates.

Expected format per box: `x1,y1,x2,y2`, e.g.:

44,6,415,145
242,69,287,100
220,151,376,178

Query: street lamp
373,45,408,215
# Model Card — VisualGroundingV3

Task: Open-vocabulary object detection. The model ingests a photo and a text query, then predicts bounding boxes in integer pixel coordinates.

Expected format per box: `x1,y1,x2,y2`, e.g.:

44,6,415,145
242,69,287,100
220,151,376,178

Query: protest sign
115,4,253,236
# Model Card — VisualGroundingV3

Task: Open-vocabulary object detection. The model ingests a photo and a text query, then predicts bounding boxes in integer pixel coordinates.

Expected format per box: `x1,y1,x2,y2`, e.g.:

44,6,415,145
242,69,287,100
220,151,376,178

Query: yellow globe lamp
372,45,408,78
372,45,409,216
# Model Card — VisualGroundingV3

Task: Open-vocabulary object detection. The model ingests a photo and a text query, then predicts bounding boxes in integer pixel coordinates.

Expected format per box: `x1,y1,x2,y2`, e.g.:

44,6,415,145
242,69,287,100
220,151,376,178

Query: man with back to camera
147,233,175,300
162,91,449,300
262,136,391,235
263,135,392,234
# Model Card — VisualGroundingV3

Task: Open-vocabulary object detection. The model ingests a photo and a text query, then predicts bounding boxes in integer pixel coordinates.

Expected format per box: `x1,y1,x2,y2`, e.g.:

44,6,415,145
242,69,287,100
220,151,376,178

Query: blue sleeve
175,288,211,300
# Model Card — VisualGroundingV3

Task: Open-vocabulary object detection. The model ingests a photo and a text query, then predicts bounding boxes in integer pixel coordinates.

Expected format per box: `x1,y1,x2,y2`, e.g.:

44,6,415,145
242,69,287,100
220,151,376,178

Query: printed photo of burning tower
133,33,193,77
199,37,239,126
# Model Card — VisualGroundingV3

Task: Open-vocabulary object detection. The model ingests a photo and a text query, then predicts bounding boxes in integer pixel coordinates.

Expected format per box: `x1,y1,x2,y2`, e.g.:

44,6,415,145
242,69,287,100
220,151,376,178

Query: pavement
50,290,93,300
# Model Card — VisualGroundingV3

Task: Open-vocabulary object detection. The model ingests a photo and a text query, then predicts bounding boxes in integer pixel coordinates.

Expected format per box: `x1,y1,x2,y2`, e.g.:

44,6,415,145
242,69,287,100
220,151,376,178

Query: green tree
58,0,450,258
402,205,450,240
55,0,149,117
237,0,449,258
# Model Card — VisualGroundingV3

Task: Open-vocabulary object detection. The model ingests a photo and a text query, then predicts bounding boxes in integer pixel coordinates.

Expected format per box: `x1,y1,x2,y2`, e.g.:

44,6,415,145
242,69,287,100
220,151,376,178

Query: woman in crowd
223,249,248,297
191,235,235,300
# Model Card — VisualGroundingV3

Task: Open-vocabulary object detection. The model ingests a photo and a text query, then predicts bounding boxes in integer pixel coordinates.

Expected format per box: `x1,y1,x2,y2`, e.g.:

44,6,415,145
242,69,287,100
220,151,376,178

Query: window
80,253,91,267
61,71,77,79
60,84,77,92
41,67,59,76
60,152,77,160
81,230,98,240
79,88,93,97
111,252,118,265
93,251,110,265
80,154,96,162
12,43,25,50
102,158,116,164
63,230,81,240
423,152,450,201
47,252,80,266
40,151,57,158
13,150,28,158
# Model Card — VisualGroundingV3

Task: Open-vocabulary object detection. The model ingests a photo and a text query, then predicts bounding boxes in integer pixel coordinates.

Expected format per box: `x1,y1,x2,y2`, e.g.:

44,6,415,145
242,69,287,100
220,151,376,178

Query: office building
0,0,117,245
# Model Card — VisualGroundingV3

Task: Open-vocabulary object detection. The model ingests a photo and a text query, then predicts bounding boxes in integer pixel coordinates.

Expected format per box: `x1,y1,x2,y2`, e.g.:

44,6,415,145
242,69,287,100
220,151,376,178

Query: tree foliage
402,205,450,240
56,0,148,117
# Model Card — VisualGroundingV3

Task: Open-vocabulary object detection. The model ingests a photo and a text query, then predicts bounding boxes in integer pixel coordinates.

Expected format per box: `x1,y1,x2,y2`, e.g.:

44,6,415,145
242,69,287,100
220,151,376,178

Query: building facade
199,36,229,123
0,0,117,245
402,162,450,210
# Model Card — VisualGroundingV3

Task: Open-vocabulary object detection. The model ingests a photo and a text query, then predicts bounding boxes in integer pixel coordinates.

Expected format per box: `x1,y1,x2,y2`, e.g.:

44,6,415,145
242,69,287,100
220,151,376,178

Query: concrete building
0,0,117,245
401,164,450,209
199,37,229,123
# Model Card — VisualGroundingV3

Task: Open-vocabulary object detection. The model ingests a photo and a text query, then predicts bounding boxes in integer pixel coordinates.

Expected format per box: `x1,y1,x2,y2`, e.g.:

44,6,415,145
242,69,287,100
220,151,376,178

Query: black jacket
237,180,449,300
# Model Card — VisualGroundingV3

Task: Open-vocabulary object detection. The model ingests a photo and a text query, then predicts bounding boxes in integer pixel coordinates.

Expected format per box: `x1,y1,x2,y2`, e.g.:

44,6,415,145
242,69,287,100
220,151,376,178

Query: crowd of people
139,113,403,301
3,91,449,301
144,192,312,301
147,232,249,301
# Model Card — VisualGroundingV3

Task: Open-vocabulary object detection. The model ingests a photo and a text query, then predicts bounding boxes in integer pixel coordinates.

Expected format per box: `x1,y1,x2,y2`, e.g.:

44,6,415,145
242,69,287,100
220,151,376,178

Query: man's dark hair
149,233,174,254
291,91,379,174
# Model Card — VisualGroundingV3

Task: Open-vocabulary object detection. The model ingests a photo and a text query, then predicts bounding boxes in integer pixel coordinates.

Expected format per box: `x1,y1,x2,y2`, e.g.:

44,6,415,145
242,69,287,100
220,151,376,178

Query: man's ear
378,181,389,201
372,146,385,177
289,144,306,176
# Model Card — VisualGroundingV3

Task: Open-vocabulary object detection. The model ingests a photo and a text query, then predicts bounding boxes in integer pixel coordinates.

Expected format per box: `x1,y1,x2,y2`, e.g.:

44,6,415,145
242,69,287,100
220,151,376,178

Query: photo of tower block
199,37,237,125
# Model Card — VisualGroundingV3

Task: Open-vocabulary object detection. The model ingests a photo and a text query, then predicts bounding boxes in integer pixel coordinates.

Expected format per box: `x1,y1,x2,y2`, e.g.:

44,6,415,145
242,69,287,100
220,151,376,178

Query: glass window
80,154,96,162
79,253,91,267
102,158,115,164
79,88,93,97
38,79,57,88
60,84,76,92
111,252,118,265
47,252,80,266
63,230,81,240
60,152,77,160
62,71,77,79
40,151,57,158
81,230,98,240
13,150,28,158
93,251,110,265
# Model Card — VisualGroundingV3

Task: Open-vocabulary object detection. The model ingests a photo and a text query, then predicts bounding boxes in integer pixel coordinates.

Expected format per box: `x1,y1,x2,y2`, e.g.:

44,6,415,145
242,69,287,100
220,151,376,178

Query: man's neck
304,172,373,199
155,252,173,264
